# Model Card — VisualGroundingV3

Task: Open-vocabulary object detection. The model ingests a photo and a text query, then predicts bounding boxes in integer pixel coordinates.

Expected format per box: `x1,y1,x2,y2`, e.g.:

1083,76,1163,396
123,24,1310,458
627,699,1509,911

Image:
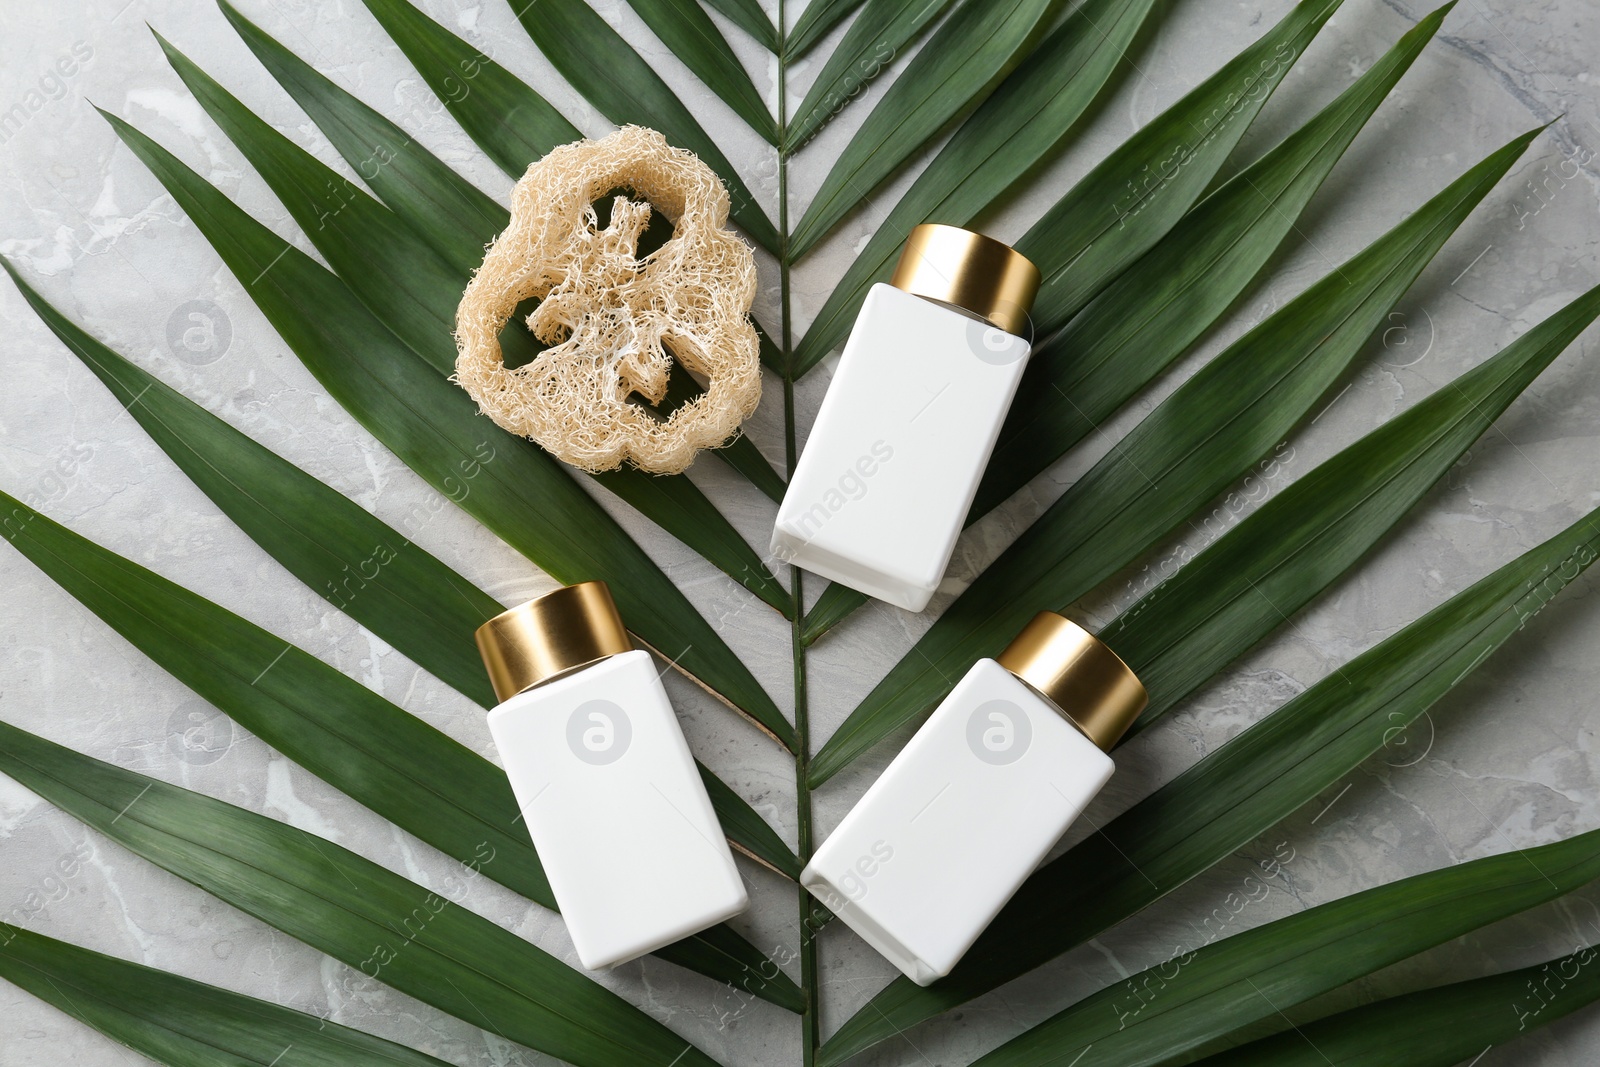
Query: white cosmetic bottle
772,224,1041,612
476,581,748,970
801,612,1146,985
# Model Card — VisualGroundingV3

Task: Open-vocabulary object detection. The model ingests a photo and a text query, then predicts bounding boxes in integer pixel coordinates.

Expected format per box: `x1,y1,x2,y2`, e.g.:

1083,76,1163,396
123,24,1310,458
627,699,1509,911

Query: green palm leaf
788,0,1162,375
3,259,802,888
1112,280,1600,738
799,0,1438,642
784,0,956,150
971,827,1600,1067
0,488,554,906
354,0,579,175
787,0,1060,257
703,0,779,52
217,1,788,503
155,32,790,617
785,0,871,59
217,0,507,273
0,923,455,1067
621,0,779,142
1015,0,1345,338
976,2,1453,517
0,722,724,1067
0,486,800,1008
808,126,1537,786
816,500,1600,1064
505,0,781,251
1193,947,1600,1066
101,109,794,749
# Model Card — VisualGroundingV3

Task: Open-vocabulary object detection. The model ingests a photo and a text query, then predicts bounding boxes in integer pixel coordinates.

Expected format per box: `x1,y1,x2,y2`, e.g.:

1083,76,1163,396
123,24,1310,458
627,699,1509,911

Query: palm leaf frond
0,721,725,1067
1112,280,1600,737
1193,945,1600,1066
784,0,956,150
789,0,1059,257
976,1,1455,516
972,826,1600,1066
0,923,454,1067
622,0,780,143
816,499,1600,1063
786,0,872,59
703,0,780,52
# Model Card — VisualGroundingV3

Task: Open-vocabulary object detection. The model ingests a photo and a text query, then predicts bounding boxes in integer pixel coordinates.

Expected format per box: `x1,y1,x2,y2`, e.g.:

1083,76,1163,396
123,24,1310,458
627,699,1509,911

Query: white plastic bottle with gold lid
475,581,747,970
771,223,1042,612
800,612,1147,985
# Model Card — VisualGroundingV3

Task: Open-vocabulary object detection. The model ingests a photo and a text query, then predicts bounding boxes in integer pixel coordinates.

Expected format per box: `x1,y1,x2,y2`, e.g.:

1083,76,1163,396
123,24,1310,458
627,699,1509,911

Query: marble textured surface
2,0,1600,1064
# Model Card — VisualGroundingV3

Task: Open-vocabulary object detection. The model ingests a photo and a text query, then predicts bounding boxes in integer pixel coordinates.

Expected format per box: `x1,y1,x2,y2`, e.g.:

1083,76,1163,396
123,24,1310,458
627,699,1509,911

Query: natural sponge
454,125,761,475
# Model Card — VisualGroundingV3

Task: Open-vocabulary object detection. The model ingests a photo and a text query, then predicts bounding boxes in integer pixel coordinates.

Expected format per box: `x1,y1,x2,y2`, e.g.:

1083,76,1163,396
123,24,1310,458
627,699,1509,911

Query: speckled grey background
2,0,1599,1064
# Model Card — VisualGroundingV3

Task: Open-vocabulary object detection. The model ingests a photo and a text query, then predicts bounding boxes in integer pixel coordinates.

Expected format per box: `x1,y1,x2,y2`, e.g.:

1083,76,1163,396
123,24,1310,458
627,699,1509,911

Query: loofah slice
454,125,762,475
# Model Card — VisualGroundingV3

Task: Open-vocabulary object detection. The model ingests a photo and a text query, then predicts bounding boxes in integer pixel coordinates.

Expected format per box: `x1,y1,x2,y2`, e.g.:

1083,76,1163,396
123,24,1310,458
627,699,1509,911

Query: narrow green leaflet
155,30,485,374
975,4,1452,516
700,765,803,878
971,828,1600,1067
1015,0,1346,337
621,0,779,142
103,112,794,750
355,0,579,177
3,264,489,709
788,0,1059,257
158,34,790,617
0,923,454,1067
702,0,779,52
1113,281,1600,738
784,0,956,150
3,260,803,886
808,127,1537,786
785,0,871,59
815,502,1600,1065
800,580,870,646
790,0,1164,374
218,0,506,277
507,0,780,251
0,723,724,1067
218,2,788,502
1193,946,1600,1066
0,488,801,1008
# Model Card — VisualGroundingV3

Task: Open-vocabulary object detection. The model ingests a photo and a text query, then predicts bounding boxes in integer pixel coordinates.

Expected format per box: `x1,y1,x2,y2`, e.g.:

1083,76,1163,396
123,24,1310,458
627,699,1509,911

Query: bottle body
772,283,1031,612
487,648,747,969
801,657,1113,985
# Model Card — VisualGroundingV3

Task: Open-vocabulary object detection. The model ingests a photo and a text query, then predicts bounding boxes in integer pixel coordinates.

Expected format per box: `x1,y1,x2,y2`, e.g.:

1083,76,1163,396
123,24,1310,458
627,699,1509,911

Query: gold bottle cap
996,612,1147,751
475,581,633,703
890,223,1041,337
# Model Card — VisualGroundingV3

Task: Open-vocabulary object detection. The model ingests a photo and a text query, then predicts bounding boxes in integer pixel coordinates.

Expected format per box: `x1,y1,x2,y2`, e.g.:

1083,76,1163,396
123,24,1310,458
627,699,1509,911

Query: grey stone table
2,0,1599,1064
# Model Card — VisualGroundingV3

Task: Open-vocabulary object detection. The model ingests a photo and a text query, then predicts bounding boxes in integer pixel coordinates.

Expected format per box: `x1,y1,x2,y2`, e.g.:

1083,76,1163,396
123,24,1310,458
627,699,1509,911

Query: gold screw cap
890,223,1041,337
475,581,633,703
996,612,1147,751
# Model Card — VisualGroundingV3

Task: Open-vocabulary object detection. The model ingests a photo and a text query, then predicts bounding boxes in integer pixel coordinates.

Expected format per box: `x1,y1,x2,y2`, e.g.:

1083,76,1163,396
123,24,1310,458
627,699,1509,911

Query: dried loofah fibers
454,125,761,475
